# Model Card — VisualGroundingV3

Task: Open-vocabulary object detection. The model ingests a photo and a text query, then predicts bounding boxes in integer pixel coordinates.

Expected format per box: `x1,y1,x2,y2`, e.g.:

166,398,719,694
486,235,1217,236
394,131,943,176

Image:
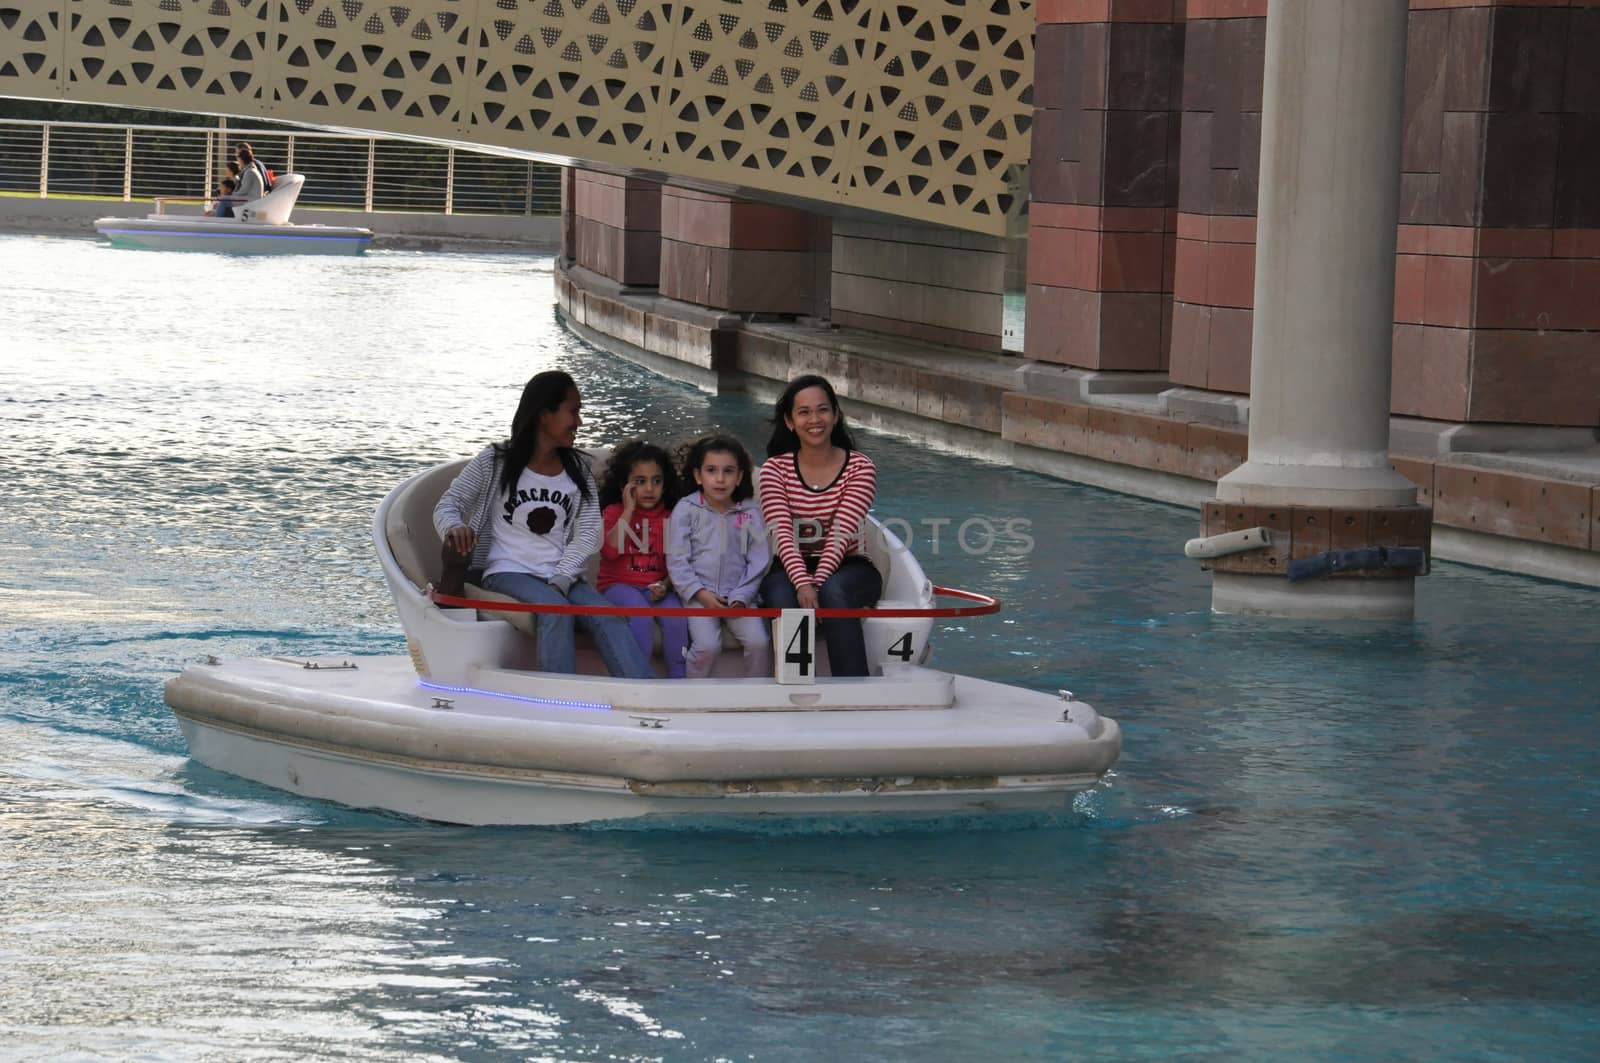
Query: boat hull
166,655,1121,826
95,217,372,255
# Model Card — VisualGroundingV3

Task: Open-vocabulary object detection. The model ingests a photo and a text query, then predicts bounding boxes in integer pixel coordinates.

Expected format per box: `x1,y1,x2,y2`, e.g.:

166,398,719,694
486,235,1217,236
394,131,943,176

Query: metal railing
0,119,562,215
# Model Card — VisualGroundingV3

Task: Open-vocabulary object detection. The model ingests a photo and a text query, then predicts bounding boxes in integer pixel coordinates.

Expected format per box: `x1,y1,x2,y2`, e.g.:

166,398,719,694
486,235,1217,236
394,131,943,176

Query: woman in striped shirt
757,374,882,676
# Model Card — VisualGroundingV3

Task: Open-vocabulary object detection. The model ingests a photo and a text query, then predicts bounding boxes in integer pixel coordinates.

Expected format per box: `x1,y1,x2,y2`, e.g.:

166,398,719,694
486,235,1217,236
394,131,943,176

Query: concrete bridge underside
0,0,1032,235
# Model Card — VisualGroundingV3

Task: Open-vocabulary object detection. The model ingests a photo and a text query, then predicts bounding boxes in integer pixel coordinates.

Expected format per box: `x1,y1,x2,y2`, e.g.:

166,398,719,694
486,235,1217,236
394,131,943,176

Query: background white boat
164,459,1121,825
95,173,373,254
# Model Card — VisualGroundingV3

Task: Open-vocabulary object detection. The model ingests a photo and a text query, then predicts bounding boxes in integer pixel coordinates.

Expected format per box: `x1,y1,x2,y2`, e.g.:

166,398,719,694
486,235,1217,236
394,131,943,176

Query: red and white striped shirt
758,450,877,588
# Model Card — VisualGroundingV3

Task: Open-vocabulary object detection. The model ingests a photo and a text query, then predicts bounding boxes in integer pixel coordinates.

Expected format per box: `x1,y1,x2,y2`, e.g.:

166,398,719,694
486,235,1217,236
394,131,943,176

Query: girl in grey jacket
667,436,772,677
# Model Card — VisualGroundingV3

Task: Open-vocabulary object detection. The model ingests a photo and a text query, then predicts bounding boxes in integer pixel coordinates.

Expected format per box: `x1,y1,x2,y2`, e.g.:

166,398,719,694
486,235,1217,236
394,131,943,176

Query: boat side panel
164,661,1122,783
97,227,371,255
177,716,1092,826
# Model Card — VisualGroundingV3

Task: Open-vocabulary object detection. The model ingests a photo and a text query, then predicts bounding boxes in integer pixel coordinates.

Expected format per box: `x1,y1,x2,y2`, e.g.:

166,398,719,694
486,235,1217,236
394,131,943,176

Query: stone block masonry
556,260,1600,589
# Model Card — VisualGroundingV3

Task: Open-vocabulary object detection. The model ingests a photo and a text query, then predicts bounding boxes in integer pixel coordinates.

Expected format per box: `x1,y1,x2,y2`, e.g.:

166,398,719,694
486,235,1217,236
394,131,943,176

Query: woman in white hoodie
434,370,651,679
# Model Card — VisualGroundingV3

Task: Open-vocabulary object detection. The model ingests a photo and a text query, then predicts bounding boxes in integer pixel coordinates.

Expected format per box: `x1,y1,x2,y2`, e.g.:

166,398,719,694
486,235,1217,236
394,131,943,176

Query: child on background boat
668,435,772,678
597,440,689,678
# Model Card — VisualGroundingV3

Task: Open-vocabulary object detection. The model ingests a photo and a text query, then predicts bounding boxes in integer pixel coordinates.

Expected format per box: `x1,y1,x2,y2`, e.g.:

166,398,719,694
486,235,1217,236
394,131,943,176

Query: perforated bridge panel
0,0,1032,234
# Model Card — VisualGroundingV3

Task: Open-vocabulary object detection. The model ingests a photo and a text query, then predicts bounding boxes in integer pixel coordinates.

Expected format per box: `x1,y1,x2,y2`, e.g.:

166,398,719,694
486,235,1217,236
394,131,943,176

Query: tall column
1208,0,1427,619
1392,2,1600,429
1166,4,1267,399
1025,4,1185,372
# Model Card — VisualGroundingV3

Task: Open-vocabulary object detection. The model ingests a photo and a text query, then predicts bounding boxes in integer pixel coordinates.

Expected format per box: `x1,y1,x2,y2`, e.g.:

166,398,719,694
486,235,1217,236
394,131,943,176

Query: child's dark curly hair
678,434,755,503
598,439,683,509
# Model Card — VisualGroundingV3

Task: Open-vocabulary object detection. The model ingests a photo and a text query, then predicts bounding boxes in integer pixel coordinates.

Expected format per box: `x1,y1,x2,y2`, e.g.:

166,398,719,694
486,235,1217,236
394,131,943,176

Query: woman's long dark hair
598,439,683,509
495,370,591,502
765,374,855,457
679,434,755,503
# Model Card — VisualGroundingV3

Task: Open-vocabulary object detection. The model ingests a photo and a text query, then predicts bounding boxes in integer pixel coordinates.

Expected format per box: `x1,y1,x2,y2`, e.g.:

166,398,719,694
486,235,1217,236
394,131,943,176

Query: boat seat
386,458,466,595
233,173,306,224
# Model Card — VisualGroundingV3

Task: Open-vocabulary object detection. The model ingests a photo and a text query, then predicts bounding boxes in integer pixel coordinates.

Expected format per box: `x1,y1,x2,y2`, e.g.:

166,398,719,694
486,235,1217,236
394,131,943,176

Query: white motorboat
164,459,1121,825
95,174,373,254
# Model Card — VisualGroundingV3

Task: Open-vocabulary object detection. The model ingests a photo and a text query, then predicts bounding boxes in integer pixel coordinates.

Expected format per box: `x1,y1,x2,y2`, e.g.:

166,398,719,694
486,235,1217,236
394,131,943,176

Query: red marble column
1165,0,1266,395
571,170,661,288
1393,0,1600,427
560,166,577,263
658,187,828,316
1166,0,1599,426
1026,0,1185,371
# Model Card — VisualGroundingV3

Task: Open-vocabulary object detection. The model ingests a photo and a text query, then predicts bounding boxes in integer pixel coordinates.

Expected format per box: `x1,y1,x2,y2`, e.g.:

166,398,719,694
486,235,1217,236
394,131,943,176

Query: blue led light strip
417,679,613,712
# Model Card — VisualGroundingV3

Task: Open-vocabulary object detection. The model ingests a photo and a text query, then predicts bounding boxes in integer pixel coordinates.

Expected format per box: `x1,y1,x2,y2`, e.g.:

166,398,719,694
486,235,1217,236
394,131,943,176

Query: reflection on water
2,234,1599,1061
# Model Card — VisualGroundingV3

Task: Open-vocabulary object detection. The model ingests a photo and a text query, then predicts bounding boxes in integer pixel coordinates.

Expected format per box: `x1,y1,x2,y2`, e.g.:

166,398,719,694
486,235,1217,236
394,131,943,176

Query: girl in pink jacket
597,440,688,677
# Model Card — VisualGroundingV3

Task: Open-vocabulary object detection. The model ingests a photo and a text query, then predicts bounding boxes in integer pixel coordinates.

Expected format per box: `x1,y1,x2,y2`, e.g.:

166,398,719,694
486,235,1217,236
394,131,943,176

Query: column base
1217,460,1418,508
1211,572,1415,620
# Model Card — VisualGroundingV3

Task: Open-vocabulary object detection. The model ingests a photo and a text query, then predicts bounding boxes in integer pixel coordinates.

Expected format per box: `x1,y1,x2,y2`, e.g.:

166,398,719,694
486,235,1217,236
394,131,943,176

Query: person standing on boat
433,370,652,679
758,375,881,677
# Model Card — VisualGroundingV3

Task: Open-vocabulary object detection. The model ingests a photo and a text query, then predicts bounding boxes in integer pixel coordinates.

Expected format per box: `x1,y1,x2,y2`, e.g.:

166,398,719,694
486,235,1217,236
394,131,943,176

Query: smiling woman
757,373,881,676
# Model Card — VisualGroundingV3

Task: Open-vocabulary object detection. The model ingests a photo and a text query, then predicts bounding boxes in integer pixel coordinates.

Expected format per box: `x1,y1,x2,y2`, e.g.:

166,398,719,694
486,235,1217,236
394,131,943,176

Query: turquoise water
3,233,1599,1060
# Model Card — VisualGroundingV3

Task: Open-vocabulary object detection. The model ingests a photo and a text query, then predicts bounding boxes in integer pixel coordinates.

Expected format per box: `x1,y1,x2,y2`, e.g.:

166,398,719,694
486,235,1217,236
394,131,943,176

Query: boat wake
0,719,337,827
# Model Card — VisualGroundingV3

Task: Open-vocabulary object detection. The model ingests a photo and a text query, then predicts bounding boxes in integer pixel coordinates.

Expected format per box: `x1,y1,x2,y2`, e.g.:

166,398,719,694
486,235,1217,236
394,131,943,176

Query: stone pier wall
1166,3,1265,396
555,261,1600,588
829,219,1008,352
658,187,827,317
1391,1,1600,426
1092,0,1600,428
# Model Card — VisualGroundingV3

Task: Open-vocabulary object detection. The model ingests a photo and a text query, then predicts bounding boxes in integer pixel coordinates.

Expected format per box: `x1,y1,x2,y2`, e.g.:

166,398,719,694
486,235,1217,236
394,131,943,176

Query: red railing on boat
427,585,1001,619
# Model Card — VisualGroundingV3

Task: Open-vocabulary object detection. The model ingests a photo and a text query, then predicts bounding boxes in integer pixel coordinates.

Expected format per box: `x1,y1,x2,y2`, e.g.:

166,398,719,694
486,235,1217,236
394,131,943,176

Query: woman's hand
796,584,820,611
444,525,476,556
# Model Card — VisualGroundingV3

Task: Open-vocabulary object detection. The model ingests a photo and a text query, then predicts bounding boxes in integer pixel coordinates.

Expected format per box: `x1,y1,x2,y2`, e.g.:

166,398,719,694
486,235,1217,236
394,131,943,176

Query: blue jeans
760,555,882,677
602,583,688,678
482,572,653,679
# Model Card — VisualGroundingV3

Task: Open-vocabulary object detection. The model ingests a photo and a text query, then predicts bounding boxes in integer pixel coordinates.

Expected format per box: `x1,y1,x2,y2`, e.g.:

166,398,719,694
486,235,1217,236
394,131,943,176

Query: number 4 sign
775,608,815,685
